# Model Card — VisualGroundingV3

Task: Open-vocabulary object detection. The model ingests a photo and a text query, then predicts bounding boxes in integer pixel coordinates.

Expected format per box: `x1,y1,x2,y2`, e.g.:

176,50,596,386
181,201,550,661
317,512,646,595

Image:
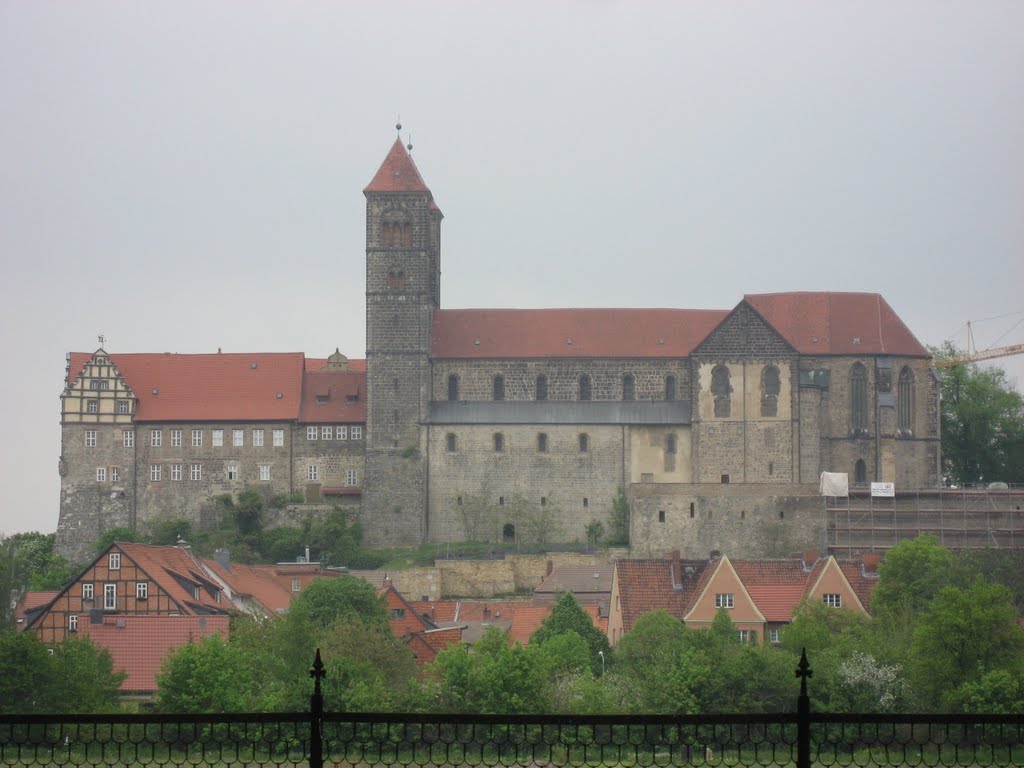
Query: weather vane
98,333,106,347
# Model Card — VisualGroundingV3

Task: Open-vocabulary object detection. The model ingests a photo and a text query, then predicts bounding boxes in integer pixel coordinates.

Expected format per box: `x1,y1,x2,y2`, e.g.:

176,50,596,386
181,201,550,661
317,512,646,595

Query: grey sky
1,2,1022,537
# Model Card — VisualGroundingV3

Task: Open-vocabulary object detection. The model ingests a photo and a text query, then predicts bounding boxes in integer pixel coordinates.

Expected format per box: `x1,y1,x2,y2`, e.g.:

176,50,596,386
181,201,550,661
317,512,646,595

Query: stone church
56,138,940,562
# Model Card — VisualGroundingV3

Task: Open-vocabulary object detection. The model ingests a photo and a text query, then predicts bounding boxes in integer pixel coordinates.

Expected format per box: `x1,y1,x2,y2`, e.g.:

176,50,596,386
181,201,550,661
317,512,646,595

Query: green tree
933,343,1024,485
95,527,144,554
585,520,604,547
613,611,701,713
53,636,126,712
289,575,386,629
156,635,256,712
530,592,610,676
147,518,193,546
947,668,1024,714
871,535,957,621
607,486,630,545
259,526,305,564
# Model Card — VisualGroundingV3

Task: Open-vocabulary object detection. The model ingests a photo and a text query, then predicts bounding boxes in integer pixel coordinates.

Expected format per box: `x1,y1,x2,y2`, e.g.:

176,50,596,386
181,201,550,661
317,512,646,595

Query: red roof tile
745,293,929,357
67,352,305,421
117,543,232,614
431,309,729,359
614,559,707,633
298,371,366,423
730,560,811,622
364,138,431,194
201,560,294,615
305,358,367,373
78,615,229,692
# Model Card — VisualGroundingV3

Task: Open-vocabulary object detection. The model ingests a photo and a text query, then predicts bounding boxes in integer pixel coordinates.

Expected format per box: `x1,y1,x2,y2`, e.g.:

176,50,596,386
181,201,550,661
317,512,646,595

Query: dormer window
316,394,329,404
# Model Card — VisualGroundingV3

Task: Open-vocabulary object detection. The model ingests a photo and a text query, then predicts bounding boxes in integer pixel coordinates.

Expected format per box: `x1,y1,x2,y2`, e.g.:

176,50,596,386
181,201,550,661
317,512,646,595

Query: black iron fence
2,650,1022,768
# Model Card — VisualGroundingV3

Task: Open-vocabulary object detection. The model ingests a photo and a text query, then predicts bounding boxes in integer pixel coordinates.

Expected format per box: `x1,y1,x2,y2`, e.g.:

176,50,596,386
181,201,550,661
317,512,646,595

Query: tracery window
898,367,914,434
854,459,867,484
447,374,459,402
712,365,732,417
850,363,868,432
761,366,780,417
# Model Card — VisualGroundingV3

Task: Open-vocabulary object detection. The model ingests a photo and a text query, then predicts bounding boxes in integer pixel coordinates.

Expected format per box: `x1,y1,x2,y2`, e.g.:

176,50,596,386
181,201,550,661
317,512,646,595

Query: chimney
863,552,881,575
665,549,682,589
382,574,393,589
802,551,820,570
214,548,231,572
305,547,311,564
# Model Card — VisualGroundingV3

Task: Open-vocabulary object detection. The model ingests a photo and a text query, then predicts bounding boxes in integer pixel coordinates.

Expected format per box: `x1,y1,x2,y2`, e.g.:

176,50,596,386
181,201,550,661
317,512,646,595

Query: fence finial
310,648,325,697
795,647,813,696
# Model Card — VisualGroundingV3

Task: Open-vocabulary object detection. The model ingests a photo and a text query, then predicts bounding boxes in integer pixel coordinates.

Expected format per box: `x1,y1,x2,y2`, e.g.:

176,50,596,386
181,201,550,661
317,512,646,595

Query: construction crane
935,315,1024,366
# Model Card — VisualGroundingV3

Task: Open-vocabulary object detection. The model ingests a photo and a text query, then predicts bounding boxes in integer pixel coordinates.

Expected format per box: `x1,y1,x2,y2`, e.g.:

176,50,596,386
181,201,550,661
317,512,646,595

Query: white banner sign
871,482,895,498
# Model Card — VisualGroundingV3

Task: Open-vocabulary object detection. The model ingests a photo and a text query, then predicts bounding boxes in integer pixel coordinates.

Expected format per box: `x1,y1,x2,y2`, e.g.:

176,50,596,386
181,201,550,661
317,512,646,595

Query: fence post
795,648,812,768
309,648,325,768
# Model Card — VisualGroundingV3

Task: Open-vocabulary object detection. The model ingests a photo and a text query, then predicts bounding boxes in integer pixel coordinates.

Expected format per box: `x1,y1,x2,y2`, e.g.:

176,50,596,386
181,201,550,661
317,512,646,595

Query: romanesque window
850,363,868,432
712,365,731,417
537,433,548,453
854,459,867,484
761,366,780,417
535,374,547,401
578,433,589,453
386,270,406,289
622,373,636,401
381,222,412,248
578,375,591,401
447,374,459,402
666,434,677,454
493,433,504,452
446,433,457,452
493,375,505,401
665,375,677,401
898,366,914,434
503,523,515,542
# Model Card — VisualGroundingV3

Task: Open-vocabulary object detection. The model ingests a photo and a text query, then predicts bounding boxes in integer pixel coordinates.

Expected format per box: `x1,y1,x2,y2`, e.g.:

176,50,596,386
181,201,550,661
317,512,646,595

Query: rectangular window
768,627,781,644
82,583,94,600
123,430,134,448
171,429,182,447
493,433,504,452
96,467,107,482
823,593,842,607
68,614,78,632
253,429,264,447
150,464,162,482
337,426,348,440
350,426,362,440
85,430,97,447
233,429,244,447
136,582,148,599
272,429,284,447
151,429,162,447
345,469,358,487
110,467,119,482
190,463,202,481
191,429,202,447
715,593,735,609
322,426,333,440
87,400,98,413
291,578,301,592
259,464,271,481
226,464,238,481
171,463,182,481
307,426,318,441
118,401,130,414
104,583,116,610
737,629,751,643
391,608,406,620
307,464,319,481
109,553,120,570
212,429,223,447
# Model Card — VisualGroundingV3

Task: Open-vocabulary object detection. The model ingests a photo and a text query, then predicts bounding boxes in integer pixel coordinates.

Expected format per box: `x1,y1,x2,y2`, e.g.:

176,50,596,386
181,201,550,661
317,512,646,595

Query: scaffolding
825,488,1024,555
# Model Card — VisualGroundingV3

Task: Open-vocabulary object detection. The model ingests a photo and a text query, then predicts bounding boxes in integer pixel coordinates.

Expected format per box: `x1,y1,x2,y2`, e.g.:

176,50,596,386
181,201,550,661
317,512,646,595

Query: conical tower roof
364,138,431,193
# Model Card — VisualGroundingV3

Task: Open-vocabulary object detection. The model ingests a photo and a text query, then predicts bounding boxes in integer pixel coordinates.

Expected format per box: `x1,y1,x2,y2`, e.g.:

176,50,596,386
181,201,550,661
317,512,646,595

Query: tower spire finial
396,115,402,135
407,134,413,152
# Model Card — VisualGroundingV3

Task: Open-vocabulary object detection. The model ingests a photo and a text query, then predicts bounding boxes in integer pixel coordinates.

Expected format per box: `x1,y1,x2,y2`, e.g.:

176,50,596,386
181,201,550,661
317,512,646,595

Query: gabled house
377,579,463,669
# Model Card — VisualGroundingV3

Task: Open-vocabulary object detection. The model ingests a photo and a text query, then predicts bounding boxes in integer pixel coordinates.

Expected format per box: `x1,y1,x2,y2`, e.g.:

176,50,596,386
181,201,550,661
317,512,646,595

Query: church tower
361,135,442,545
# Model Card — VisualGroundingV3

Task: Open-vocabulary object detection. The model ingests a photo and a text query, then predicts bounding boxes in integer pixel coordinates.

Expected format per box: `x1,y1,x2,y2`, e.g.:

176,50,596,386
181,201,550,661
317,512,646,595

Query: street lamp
598,650,605,675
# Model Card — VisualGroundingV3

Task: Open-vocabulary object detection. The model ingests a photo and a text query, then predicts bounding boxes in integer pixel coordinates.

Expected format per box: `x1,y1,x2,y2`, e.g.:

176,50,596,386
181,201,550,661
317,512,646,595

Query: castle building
56,138,940,562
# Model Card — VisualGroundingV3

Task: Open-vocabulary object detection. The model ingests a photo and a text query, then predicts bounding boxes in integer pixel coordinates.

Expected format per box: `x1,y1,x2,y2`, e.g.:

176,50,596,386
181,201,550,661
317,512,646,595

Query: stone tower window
712,365,731,417
761,366,780,417
503,523,515,542
854,458,867,484
622,373,636,401
578,433,589,453
665,375,677,401
537,433,548,453
381,221,412,247
898,366,914,435
578,375,591,402
850,363,868,432
447,374,459,402
446,433,457,452
535,374,548,401
666,434,677,454
386,270,406,289
493,433,504,452
492,375,505,401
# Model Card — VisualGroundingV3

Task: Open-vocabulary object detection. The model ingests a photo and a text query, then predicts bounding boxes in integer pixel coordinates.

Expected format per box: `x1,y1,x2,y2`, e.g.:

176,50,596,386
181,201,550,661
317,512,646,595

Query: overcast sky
1,2,1022,537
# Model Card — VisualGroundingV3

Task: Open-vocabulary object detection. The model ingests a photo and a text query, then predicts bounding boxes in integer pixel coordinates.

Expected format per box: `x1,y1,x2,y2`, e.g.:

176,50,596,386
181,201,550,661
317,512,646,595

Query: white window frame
291,577,301,592
191,429,203,447
171,429,182,447
212,429,224,447
345,469,358,487
136,582,148,599
123,430,134,448
336,426,347,440
82,583,94,600
253,429,264,447
150,464,162,482
233,429,244,447
227,464,238,481
87,400,99,414
351,426,362,440
768,627,781,644
259,464,271,481
190,463,202,481
307,426,318,441
171,463,182,481
96,467,107,482
151,429,162,447
715,593,735,609
272,429,284,447
322,426,333,440
103,583,117,610
823,593,842,607
108,553,120,570
110,467,119,482
737,629,751,643
307,464,319,481
69,614,78,632
85,430,97,447
118,401,130,414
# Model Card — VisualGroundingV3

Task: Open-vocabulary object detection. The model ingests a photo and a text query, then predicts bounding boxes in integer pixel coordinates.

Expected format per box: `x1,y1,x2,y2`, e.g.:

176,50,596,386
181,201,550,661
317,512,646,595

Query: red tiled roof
67,352,305,421
364,138,431,194
117,543,232,614
614,559,707,633
535,565,614,596
836,560,877,612
17,591,58,613
506,605,552,645
731,560,811,622
431,309,729,359
78,615,229,692
201,560,294,615
745,293,929,357
298,371,366,423
305,358,367,373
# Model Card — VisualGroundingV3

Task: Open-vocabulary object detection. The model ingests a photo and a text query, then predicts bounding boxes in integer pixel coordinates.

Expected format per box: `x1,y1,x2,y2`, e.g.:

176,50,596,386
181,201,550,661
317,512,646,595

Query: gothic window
535,374,547,401
537,433,548,452
761,366,780,417
447,374,459,402
493,433,504,452
665,375,677,401
493,375,505,401
898,367,914,434
712,365,732,417
381,221,412,248
850,363,868,432
503,523,516,542
578,374,591,401
446,433,457,452
578,433,589,453
622,373,636,401
386,270,406,289
854,459,867,484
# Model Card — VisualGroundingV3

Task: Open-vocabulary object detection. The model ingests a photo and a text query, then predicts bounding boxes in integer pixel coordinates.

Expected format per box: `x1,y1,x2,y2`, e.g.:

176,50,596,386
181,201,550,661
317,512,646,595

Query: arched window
712,365,731,417
502,523,516,543
537,433,548,453
578,433,589,453
854,459,867,484
761,366,780,417
578,374,591,401
493,433,504,452
400,222,412,247
447,374,459,402
622,373,636,401
665,375,677,401
386,270,406,289
850,363,868,432
666,434,677,454
898,367,914,434
446,433,457,452
535,374,547,401
493,375,505,401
